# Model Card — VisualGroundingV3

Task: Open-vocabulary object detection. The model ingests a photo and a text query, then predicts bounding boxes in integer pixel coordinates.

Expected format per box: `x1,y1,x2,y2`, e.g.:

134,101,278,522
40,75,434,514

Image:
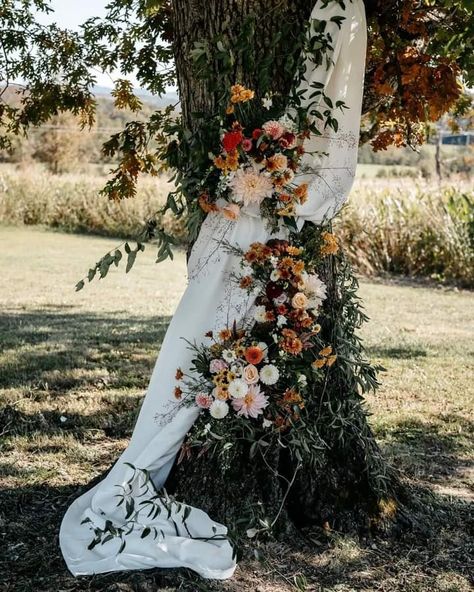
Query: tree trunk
171,0,314,129
167,0,401,538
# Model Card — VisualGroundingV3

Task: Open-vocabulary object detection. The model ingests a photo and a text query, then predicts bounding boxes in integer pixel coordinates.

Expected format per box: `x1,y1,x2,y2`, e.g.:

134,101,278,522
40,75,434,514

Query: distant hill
92,85,179,107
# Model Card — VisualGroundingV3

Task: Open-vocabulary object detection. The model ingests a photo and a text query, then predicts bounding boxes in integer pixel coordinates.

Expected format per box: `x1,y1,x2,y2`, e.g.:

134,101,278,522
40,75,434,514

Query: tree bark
171,0,314,129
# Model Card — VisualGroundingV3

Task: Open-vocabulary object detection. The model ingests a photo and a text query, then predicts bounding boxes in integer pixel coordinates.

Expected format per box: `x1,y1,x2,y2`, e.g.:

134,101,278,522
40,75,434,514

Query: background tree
0,0,472,537
32,113,89,173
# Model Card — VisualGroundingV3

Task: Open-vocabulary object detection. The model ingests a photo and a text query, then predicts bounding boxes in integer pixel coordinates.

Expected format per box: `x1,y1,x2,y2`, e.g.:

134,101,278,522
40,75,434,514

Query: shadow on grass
0,482,204,592
0,309,171,391
1,479,472,592
367,344,428,359
377,416,474,487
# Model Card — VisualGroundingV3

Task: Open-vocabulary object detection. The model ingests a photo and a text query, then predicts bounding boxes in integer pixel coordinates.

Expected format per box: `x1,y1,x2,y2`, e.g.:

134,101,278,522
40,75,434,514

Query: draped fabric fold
60,0,367,580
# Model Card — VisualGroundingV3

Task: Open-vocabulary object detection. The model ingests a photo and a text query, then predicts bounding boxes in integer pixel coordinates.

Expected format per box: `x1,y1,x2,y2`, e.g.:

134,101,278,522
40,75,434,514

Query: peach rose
243,364,260,384
291,292,309,310
221,203,240,220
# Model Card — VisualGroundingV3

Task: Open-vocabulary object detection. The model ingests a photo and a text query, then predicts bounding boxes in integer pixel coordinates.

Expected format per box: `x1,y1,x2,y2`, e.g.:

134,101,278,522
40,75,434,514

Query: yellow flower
277,204,296,217
312,359,326,369
286,246,302,256
326,354,337,367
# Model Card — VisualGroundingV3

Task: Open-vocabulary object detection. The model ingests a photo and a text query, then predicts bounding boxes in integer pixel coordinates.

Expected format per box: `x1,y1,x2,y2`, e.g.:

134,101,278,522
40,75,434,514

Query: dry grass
340,180,474,287
0,227,473,592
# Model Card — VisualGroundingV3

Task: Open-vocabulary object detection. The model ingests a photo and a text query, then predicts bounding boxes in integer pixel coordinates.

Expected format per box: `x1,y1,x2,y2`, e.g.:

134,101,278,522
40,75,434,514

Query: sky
38,0,107,30
36,0,138,89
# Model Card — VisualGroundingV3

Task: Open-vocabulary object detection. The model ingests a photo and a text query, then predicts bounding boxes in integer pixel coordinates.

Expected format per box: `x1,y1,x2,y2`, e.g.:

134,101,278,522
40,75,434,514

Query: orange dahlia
244,346,264,365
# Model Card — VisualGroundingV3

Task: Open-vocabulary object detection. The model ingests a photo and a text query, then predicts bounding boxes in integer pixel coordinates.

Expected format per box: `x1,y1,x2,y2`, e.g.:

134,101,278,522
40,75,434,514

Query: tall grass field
0,163,472,287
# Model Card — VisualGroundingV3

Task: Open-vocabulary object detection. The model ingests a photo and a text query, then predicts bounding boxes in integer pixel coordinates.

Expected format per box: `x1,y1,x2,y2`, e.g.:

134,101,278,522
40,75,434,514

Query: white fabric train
60,0,367,580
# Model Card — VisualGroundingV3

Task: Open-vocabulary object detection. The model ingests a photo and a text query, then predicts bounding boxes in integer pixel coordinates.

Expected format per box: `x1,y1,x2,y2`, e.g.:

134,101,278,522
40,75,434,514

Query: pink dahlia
231,384,269,418
263,120,284,140
195,393,213,409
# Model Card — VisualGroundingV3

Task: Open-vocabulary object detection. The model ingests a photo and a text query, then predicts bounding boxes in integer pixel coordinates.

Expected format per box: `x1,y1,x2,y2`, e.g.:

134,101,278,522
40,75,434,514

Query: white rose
228,379,249,399
270,270,281,282
297,374,308,387
253,305,267,323
277,315,287,327
209,400,229,419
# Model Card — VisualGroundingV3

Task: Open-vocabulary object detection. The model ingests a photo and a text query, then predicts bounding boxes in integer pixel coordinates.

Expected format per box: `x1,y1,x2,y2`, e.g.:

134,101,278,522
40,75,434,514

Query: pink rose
243,364,260,384
195,393,212,409
210,358,228,373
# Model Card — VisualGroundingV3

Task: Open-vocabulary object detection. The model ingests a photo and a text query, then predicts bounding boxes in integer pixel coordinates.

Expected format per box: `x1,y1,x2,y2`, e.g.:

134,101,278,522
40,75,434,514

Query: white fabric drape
60,0,367,580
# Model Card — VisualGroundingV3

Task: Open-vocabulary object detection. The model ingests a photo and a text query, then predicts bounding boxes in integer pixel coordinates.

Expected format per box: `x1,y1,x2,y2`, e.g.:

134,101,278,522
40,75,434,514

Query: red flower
222,130,243,153
266,281,284,299
252,128,263,140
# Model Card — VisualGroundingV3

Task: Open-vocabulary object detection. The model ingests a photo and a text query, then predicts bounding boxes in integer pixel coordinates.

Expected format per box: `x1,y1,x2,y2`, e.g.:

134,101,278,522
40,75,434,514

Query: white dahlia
209,400,229,419
259,364,280,385
229,167,274,206
228,378,249,399
303,274,327,309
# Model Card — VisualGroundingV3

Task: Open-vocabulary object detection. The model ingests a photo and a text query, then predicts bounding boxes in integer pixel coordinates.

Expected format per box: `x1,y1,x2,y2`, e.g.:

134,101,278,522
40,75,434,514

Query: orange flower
221,203,240,220
240,276,253,289
175,368,184,380
216,387,229,400
280,329,303,355
245,346,264,365
198,193,219,213
174,386,183,399
327,354,337,367
321,232,339,256
294,183,308,203
219,328,232,341
319,345,333,357
312,359,326,369
213,149,239,174
230,84,255,104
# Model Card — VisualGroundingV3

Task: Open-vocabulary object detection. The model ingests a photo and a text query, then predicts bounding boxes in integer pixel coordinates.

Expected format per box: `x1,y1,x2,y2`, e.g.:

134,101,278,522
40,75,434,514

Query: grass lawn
0,227,473,592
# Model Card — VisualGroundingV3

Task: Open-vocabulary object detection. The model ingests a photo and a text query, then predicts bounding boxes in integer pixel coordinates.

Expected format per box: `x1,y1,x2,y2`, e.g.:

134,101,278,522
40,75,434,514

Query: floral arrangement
174,231,340,436
198,84,311,231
